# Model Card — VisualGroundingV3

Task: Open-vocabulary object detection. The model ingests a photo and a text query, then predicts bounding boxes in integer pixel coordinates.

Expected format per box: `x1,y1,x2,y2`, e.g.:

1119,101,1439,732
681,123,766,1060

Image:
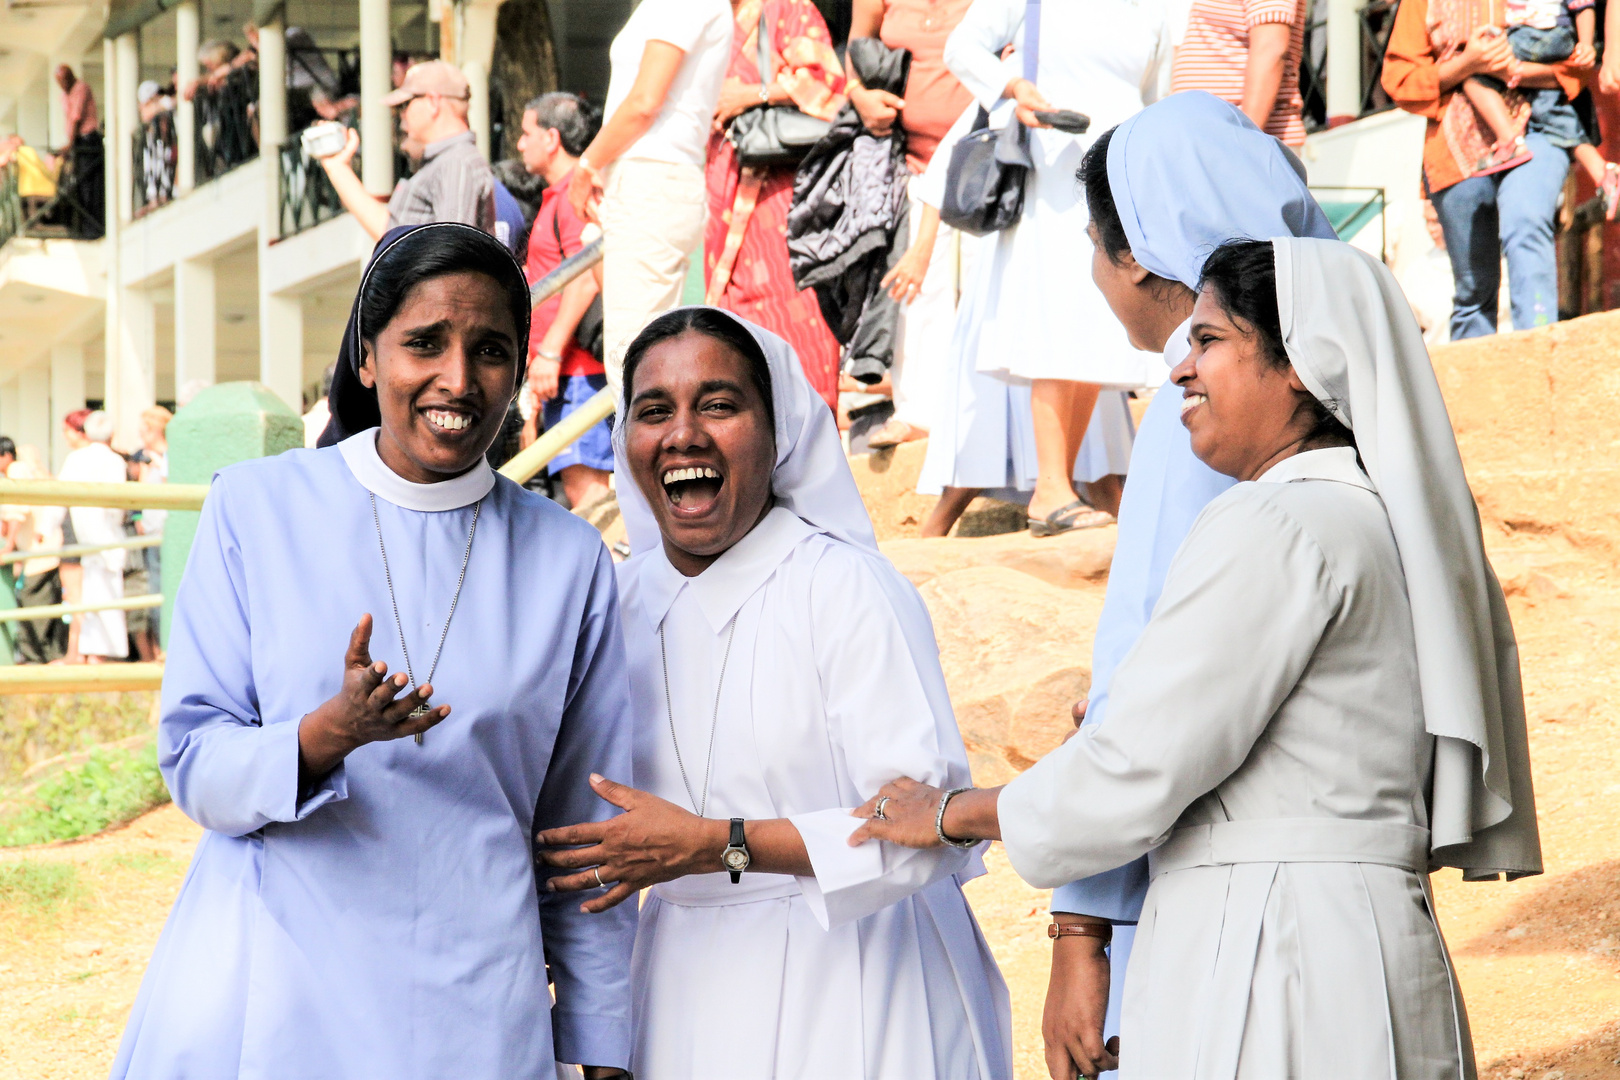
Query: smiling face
625,330,776,576
1170,286,1320,482
360,270,519,483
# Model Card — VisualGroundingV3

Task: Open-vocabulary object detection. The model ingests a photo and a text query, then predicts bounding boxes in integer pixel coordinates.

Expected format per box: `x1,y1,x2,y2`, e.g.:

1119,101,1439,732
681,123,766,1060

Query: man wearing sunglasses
319,60,496,242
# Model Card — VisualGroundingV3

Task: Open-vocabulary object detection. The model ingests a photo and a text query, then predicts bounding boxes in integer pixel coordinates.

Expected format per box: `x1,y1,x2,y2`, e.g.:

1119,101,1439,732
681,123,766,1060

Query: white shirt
603,0,732,168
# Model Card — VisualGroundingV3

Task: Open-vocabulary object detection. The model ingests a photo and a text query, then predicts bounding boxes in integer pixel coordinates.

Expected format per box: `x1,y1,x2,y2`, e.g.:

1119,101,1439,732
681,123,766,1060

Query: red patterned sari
704,0,845,411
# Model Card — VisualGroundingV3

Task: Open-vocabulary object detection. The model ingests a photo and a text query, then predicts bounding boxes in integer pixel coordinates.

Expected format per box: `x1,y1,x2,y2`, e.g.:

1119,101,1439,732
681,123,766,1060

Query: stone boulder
918,565,1107,785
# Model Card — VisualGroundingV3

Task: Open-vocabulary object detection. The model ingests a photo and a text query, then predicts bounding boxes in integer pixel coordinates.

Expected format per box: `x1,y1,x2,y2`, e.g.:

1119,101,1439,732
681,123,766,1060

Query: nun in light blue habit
110,223,636,1079
1047,91,1337,1074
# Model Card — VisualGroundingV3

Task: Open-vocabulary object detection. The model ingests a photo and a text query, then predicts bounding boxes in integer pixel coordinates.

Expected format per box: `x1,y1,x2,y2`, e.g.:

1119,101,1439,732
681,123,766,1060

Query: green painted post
161,382,303,644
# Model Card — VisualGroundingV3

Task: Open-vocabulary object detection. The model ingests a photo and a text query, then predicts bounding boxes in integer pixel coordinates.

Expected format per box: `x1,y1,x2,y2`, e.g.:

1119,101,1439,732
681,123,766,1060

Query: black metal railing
132,110,177,217
0,141,104,250
1300,0,1402,134
195,68,259,183
278,134,346,237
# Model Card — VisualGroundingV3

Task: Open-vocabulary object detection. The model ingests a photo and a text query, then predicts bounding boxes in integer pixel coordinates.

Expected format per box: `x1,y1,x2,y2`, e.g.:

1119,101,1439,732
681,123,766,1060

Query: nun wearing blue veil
1028,93,1338,1078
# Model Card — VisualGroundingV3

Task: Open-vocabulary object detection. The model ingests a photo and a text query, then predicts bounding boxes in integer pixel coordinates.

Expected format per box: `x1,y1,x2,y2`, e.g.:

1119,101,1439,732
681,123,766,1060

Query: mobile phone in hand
1034,109,1091,134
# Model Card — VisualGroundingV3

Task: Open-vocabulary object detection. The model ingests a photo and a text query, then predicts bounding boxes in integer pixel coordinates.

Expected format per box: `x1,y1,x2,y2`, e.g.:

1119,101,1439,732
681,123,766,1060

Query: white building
0,0,628,468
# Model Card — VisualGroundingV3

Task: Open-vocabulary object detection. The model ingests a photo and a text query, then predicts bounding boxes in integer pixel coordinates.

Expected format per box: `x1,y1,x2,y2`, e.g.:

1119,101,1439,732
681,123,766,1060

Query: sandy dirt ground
4,316,1620,1078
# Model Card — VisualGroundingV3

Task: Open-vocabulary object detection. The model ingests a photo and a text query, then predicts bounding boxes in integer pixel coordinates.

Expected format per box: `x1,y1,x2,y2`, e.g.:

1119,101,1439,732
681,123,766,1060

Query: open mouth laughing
662,464,724,516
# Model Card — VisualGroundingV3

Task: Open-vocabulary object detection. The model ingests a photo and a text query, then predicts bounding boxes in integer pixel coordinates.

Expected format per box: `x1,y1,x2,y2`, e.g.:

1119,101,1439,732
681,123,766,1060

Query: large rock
918,565,1107,785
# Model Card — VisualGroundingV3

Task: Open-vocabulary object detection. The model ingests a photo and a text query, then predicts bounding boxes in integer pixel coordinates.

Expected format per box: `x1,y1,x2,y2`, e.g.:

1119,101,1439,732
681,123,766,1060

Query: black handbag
939,0,1041,236
727,4,832,167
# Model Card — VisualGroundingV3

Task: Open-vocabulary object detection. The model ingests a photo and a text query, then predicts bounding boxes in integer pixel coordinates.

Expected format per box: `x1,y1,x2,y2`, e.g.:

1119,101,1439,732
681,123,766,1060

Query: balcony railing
1301,0,1403,134
195,68,259,184
132,110,178,217
0,142,104,250
278,135,346,237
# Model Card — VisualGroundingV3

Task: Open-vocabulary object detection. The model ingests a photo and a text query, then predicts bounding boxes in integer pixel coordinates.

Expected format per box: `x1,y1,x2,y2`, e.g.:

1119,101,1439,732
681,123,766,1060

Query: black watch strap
728,817,747,883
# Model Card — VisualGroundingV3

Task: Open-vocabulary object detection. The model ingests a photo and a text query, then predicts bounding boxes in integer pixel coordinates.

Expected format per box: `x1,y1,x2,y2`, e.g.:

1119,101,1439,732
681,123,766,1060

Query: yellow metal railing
0,534,162,567
0,594,162,625
0,663,166,693
0,479,209,512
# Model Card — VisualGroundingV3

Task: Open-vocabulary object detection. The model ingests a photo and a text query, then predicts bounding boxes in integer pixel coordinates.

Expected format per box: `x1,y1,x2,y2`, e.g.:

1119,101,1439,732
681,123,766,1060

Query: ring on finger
593,866,605,889
874,795,891,821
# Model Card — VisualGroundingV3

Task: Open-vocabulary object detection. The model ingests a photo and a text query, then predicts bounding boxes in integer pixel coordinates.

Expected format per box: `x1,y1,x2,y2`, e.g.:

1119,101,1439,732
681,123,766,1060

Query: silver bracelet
935,787,979,849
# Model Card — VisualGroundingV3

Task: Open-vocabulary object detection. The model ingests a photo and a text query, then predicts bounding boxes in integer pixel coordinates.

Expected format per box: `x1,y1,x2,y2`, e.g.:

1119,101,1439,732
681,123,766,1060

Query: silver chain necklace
659,615,737,817
370,492,482,746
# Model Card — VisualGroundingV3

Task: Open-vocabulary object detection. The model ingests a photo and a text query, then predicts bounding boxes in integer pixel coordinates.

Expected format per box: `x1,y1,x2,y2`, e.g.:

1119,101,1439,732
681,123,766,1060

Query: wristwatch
722,817,751,882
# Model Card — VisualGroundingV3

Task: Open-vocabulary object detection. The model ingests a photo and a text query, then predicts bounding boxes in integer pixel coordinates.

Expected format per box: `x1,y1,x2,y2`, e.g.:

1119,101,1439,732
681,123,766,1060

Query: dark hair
622,309,775,426
0,437,14,458
1079,127,1131,265
1198,239,1353,448
357,225,531,352
524,92,603,158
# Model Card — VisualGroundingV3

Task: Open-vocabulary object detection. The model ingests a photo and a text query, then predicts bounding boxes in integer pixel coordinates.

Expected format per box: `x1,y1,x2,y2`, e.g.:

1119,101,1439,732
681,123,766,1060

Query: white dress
945,0,1172,386
619,507,1012,1080
914,102,1139,497
58,442,129,658
998,447,1472,1079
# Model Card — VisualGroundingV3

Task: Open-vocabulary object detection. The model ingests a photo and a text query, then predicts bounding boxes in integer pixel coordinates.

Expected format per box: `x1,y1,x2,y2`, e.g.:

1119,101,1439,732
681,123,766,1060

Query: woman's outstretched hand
851,778,1004,848
297,615,448,776
850,777,949,848
537,775,727,914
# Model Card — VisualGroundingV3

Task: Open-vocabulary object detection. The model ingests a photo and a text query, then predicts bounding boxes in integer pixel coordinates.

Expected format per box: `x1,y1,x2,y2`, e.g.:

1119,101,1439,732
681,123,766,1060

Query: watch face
723,847,750,872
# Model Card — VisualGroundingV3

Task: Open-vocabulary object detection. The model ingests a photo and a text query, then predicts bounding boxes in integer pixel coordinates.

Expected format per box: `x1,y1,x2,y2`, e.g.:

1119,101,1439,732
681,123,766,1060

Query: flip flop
1028,500,1115,538
866,419,921,449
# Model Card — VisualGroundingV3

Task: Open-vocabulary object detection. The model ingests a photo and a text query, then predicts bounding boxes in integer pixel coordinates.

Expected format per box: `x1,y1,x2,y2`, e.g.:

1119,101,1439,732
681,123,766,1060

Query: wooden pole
0,662,165,693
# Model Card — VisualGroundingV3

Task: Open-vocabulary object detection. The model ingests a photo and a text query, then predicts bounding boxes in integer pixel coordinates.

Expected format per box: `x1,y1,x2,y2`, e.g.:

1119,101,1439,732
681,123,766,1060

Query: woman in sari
705,0,846,410
856,236,1539,1079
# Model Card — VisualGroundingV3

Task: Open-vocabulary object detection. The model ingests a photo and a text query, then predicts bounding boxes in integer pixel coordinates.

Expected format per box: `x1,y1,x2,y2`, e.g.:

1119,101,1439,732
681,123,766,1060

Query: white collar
639,506,817,634
1255,445,1373,491
338,428,496,512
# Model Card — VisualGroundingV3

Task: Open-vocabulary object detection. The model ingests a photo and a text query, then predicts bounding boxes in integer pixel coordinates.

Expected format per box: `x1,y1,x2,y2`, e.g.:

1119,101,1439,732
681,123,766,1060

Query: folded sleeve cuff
792,808,969,931
1049,859,1149,923
552,1009,632,1071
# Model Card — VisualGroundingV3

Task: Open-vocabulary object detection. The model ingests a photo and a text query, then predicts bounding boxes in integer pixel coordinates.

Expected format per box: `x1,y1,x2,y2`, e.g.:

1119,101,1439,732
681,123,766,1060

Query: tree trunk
492,0,561,161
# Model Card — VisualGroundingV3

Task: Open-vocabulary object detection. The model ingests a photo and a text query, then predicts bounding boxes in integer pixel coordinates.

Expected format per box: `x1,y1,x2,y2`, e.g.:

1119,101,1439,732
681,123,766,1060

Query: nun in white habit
537,306,1012,1080
854,237,1539,1079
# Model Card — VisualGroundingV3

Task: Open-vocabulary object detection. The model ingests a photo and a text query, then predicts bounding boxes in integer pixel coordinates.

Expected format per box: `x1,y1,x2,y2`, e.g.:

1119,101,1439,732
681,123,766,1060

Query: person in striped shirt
1170,0,1308,146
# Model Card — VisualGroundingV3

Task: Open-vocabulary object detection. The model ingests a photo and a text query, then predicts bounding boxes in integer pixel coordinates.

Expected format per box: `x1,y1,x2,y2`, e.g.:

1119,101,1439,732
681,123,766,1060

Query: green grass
0,859,82,914
0,743,170,848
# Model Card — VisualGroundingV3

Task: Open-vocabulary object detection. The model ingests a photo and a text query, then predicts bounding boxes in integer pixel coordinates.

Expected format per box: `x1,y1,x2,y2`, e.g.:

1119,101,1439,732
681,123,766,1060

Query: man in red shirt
518,92,610,513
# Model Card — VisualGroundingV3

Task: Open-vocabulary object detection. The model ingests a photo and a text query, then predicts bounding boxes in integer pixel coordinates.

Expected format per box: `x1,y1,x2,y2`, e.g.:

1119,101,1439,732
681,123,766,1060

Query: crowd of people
0,406,169,665
4,0,1598,1075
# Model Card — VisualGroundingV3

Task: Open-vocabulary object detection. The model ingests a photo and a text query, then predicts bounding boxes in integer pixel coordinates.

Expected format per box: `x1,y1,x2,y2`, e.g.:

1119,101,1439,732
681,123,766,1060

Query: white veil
1274,236,1540,879
611,307,878,557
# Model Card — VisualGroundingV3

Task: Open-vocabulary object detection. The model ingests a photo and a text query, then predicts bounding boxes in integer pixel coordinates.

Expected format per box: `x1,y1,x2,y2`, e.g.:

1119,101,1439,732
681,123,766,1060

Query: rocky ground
4,315,1620,1078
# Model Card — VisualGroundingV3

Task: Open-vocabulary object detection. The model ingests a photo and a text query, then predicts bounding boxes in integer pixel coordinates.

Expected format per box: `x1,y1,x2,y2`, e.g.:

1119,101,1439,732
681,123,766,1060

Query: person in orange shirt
1383,0,1587,338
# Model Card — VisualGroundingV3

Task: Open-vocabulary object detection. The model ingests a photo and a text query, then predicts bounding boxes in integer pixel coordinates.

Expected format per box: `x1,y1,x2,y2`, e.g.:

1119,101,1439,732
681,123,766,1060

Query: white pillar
1326,0,1361,124
115,32,139,225
464,60,490,159
0,379,19,438
103,36,124,433
17,67,49,148
176,0,199,194
360,0,396,195
50,342,85,472
115,286,157,447
16,361,51,461
259,292,304,410
174,256,216,392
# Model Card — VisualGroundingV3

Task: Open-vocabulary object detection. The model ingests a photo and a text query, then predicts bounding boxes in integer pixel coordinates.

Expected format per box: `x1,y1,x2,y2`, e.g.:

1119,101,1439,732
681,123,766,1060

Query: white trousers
892,180,978,431
598,159,708,398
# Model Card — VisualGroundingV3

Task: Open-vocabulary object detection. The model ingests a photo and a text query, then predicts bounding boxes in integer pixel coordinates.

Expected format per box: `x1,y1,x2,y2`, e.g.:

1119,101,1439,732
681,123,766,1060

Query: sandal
1028,500,1115,538
1473,137,1532,178
866,419,925,449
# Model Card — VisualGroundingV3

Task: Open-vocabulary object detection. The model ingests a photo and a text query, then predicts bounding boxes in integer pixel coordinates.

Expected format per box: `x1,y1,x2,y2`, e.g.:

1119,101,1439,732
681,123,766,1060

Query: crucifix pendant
411,703,429,746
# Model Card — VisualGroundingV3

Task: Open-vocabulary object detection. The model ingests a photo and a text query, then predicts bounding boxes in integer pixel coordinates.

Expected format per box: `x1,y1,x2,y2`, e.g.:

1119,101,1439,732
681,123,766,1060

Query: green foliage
0,743,170,848
0,692,157,781
0,859,82,914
